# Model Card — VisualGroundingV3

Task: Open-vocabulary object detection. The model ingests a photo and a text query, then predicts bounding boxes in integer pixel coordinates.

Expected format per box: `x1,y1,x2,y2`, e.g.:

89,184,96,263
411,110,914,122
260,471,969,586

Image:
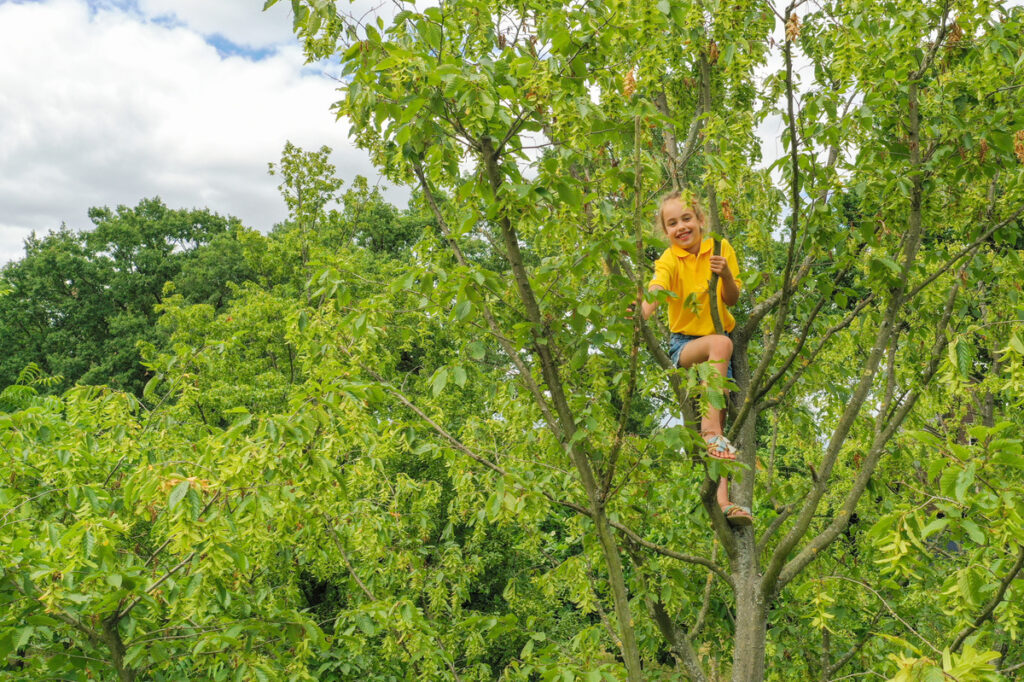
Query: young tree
272,0,1024,678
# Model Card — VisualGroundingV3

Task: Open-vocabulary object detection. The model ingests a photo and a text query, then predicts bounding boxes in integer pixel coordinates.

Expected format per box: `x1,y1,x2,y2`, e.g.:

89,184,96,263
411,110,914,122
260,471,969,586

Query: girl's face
661,198,704,254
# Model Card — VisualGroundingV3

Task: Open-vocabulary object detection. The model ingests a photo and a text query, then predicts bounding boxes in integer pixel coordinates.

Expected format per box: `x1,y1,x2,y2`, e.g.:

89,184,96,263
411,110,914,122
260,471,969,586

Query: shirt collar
669,237,713,259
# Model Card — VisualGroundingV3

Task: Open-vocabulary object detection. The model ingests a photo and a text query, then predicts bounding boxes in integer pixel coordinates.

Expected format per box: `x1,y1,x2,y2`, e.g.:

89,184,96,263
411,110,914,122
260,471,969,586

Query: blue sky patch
204,33,277,61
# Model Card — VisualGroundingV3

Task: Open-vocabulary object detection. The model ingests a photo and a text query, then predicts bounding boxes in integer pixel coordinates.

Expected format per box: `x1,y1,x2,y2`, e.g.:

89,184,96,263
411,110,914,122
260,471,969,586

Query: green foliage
0,199,254,395
4,1,1024,680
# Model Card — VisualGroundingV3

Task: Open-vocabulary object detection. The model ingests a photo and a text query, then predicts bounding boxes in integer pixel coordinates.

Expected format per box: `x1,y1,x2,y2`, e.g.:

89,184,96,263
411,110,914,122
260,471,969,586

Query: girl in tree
640,191,751,526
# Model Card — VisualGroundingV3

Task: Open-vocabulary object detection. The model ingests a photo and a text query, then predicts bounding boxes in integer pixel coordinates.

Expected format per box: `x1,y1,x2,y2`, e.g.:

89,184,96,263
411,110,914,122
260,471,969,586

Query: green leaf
657,0,670,14
84,530,95,558
907,429,942,448
939,466,959,498
722,42,736,65
453,365,467,388
486,491,502,521
187,487,203,521
551,29,570,54
479,93,495,119
454,300,473,320
431,367,449,396
14,626,33,650
993,451,1024,470
921,518,948,540
467,341,485,361
106,574,123,589
555,180,582,209
954,464,974,502
168,480,190,511
955,339,973,378
961,519,984,545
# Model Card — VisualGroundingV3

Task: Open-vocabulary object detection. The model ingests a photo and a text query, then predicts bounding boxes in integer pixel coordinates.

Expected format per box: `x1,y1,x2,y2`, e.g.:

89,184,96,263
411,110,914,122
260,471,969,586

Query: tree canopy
0,199,252,396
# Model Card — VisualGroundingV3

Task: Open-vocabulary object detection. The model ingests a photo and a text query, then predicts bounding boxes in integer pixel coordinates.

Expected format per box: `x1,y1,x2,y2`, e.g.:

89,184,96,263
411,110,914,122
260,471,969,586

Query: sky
0,0,408,265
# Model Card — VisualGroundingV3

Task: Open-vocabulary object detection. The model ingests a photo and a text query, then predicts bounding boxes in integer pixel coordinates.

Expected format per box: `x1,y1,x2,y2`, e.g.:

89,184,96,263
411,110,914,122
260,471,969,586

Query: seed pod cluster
721,198,734,222
785,13,801,42
623,69,636,98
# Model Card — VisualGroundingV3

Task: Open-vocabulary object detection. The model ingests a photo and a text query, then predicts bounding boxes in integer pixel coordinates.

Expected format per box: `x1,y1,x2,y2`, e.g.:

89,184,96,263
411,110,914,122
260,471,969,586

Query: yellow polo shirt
649,238,741,336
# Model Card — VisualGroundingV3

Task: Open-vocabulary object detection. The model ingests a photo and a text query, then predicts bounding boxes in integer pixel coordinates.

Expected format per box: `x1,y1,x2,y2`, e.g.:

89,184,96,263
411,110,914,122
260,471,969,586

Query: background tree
0,198,253,395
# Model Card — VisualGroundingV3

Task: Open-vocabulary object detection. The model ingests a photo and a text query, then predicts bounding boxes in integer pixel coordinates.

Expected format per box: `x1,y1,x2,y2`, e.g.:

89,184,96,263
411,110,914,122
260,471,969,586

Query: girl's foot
721,503,752,526
703,433,737,461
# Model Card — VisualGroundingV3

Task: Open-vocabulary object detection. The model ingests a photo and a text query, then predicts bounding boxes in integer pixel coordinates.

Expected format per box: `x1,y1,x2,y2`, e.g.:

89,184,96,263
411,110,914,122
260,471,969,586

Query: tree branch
603,114,647,494
323,514,376,601
763,71,932,597
903,203,1024,306
691,541,719,638
757,504,796,556
950,543,1024,653
773,280,958,591
411,158,562,438
116,551,196,621
825,576,941,656
826,609,884,678
762,294,874,409
698,47,725,336
625,543,708,682
610,516,734,587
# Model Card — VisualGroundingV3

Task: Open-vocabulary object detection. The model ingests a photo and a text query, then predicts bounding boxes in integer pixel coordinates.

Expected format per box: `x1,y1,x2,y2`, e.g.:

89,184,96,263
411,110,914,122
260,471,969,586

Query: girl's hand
710,255,732,281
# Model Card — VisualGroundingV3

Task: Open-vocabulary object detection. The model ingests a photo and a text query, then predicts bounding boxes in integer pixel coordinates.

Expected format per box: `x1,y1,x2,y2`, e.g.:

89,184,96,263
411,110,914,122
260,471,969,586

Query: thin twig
950,544,1024,652
825,576,940,656
116,551,197,621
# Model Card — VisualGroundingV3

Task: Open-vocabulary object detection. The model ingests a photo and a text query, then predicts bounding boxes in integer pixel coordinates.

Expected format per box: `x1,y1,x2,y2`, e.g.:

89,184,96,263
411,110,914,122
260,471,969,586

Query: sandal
721,503,753,527
703,434,737,461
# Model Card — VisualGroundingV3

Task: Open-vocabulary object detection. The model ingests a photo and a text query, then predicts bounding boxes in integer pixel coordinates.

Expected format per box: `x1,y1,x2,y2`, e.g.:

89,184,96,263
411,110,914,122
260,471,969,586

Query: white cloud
136,0,298,47
0,0,407,266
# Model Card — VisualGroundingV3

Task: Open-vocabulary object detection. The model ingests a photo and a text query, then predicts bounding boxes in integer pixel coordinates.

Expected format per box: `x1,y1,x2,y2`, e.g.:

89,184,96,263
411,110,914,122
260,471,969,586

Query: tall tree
273,0,1024,678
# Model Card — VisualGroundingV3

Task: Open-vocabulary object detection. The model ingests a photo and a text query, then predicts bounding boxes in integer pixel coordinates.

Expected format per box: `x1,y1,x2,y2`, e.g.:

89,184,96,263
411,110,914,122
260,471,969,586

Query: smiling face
660,197,704,254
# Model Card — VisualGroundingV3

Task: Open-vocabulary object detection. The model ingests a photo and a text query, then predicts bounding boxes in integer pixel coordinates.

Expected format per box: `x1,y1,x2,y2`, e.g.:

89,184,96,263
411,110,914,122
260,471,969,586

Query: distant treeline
0,181,426,398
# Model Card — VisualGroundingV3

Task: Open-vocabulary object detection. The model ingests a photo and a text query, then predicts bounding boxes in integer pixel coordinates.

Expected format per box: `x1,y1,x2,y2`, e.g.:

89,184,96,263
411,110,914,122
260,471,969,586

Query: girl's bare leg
717,477,730,507
676,334,733,438
677,335,749,519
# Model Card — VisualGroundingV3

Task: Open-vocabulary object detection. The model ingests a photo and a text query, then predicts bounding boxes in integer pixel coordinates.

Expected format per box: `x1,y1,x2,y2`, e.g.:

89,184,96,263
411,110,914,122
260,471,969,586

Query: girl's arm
641,285,665,320
710,256,740,306
720,270,739,306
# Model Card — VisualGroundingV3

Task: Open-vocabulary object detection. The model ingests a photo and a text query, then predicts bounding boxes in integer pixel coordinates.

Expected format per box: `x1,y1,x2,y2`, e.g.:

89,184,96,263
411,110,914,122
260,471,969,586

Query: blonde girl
640,191,751,525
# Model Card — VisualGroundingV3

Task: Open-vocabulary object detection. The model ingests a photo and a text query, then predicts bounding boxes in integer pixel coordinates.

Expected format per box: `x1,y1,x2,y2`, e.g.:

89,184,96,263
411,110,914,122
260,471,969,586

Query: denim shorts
669,332,733,379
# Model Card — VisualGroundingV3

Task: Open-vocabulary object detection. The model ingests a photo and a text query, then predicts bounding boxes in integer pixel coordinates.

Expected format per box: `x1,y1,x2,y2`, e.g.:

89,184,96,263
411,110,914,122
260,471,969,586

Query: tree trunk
102,618,135,682
593,505,644,682
731,562,767,682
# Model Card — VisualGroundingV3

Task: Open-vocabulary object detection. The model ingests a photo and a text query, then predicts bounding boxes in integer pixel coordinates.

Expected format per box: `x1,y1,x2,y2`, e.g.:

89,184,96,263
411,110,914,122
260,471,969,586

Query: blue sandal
722,503,753,526
704,434,738,461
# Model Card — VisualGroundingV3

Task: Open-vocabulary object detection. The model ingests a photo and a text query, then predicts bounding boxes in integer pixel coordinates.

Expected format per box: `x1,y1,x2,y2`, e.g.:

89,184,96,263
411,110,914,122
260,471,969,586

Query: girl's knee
709,334,733,359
